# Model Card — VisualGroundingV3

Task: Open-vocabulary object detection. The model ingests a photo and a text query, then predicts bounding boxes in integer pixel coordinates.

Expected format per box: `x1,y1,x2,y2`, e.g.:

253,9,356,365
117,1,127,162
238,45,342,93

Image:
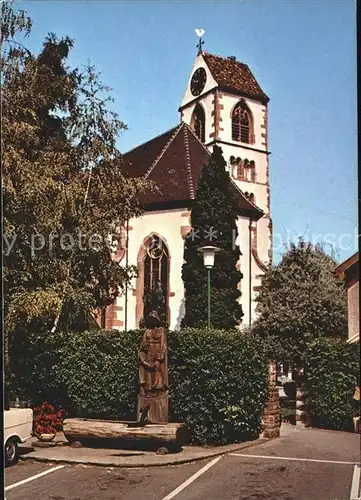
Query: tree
253,239,348,363
181,145,243,329
1,2,153,374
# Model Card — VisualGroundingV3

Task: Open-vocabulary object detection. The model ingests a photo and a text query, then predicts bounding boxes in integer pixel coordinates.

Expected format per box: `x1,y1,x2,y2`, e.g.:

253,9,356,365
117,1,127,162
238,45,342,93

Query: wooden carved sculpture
138,310,169,423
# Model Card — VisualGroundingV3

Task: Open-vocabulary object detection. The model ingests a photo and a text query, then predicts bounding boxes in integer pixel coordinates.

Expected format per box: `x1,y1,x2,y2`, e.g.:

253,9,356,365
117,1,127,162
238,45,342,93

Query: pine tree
181,145,243,329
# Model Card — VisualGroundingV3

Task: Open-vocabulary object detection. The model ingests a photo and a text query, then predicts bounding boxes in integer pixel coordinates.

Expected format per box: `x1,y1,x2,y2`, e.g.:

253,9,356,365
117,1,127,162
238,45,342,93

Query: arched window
250,160,256,182
191,104,205,143
236,159,244,180
232,100,253,144
142,235,169,325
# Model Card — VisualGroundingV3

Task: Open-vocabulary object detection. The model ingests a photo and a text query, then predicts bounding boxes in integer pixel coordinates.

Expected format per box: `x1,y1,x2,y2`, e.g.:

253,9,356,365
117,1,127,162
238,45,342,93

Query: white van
4,408,33,466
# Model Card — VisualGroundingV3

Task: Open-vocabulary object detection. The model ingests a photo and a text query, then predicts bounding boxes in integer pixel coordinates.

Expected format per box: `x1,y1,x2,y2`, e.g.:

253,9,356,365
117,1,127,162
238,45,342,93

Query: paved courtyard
5,425,360,500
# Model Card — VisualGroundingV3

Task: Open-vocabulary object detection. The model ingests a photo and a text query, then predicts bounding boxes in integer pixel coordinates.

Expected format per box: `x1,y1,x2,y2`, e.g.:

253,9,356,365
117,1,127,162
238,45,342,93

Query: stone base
31,440,67,448
138,392,168,424
263,427,280,439
353,417,360,433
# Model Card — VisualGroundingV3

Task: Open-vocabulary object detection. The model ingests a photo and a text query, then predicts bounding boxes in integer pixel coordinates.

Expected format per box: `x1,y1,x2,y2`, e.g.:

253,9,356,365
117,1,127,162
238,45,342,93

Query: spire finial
195,28,205,55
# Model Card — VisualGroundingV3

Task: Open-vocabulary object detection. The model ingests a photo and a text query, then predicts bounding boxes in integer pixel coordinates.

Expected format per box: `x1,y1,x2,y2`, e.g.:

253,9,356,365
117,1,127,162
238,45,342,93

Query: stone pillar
295,367,310,427
262,360,281,438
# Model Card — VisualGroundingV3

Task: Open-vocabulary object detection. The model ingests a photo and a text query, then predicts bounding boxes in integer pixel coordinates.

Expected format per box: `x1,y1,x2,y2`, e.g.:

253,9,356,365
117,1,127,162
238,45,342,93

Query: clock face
190,67,207,96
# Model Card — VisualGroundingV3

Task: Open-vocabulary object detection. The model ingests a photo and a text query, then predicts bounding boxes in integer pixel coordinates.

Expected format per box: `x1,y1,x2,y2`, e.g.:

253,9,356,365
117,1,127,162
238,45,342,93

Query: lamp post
198,246,220,328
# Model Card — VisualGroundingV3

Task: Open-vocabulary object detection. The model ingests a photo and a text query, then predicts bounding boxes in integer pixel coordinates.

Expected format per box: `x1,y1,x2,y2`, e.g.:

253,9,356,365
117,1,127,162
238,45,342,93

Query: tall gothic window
232,100,253,144
191,104,205,143
143,235,169,325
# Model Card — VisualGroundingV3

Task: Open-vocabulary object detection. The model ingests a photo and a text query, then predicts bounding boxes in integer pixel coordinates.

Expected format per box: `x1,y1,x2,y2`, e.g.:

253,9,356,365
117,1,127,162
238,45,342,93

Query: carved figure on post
139,310,168,394
138,310,169,423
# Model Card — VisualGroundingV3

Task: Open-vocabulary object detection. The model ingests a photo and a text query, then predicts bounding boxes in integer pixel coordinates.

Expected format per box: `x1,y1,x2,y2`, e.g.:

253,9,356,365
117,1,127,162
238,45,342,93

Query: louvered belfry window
232,101,252,143
191,104,205,143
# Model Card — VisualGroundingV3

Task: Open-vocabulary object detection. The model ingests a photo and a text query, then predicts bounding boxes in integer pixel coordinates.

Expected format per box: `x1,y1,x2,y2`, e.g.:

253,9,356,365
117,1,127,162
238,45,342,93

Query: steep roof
228,182,264,220
335,252,359,276
202,52,269,103
122,122,209,204
122,122,263,220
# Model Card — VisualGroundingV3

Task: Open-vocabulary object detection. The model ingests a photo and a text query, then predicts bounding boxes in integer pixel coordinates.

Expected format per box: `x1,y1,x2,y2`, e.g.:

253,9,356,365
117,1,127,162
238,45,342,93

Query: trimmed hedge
7,328,70,406
8,328,141,420
304,338,360,432
168,328,269,445
56,329,143,420
8,328,269,445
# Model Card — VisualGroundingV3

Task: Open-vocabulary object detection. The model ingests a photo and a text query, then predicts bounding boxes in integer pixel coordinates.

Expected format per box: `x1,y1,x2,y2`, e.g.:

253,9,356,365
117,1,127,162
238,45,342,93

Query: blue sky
21,0,357,263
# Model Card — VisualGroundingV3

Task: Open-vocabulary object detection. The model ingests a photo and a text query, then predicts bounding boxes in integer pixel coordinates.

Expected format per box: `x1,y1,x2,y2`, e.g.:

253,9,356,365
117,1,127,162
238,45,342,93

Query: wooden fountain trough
63,418,187,452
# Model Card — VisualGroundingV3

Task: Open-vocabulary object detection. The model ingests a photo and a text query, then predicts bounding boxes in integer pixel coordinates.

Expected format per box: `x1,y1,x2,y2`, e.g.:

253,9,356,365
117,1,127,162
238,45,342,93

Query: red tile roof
122,122,263,220
202,52,269,103
122,123,209,204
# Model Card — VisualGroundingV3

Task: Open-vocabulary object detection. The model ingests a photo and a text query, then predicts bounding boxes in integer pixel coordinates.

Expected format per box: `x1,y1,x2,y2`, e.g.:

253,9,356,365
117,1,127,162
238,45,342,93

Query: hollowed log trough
63,418,187,453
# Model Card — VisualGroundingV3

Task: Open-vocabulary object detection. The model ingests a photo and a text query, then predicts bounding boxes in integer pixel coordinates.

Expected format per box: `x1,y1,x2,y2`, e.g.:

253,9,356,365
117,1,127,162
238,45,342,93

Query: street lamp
198,245,220,328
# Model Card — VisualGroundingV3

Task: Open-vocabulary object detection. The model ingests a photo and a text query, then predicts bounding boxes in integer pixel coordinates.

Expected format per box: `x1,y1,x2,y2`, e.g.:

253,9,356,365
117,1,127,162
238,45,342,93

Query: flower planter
36,433,56,442
33,402,65,443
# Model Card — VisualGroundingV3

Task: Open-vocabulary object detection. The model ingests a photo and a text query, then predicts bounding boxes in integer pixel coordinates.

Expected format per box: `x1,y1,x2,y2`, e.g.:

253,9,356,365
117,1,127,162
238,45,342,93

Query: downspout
101,307,106,329
249,219,252,326
124,219,129,332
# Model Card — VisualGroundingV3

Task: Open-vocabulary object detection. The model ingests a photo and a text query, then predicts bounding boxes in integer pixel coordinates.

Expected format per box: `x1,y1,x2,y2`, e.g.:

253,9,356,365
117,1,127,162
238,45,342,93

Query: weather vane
195,28,205,55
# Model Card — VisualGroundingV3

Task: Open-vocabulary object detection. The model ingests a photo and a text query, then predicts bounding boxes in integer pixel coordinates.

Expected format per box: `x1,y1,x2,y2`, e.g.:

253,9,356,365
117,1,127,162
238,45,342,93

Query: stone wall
262,361,281,439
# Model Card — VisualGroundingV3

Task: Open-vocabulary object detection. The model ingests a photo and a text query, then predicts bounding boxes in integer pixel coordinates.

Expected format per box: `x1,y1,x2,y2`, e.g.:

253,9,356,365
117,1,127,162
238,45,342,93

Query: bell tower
179,42,272,326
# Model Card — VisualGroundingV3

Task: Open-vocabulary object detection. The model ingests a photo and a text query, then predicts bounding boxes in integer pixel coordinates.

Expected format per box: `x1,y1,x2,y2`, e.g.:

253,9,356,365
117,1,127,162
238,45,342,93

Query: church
103,45,272,331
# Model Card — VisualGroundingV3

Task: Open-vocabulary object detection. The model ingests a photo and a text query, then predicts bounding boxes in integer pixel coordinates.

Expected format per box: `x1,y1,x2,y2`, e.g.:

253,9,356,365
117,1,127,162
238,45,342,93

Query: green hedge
304,338,359,432
8,328,141,420
8,328,269,445
168,328,268,445
56,329,143,420
7,328,70,406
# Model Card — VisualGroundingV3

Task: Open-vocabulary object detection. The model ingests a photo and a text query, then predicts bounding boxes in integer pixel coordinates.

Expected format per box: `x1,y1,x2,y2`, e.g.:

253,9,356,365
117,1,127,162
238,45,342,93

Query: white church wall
256,215,272,266
115,208,189,331
112,208,268,331
236,216,265,328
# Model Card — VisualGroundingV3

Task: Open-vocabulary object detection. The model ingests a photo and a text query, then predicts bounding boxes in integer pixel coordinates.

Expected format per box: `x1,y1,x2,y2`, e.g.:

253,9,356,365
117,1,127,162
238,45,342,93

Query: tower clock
190,67,207,96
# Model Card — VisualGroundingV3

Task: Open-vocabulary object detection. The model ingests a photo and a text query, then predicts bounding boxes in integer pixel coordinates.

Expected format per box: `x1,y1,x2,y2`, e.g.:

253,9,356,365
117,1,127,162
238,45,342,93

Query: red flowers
33,402,65,435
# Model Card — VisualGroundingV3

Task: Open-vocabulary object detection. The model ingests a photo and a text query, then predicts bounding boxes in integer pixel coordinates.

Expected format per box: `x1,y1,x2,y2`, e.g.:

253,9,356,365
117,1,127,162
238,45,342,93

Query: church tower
103,41,273,332
179,46,272,326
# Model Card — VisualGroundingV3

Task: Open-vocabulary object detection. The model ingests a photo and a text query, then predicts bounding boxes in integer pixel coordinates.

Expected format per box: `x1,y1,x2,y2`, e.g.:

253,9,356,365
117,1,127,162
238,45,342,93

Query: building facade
101,50,272,331
335,252,359,343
